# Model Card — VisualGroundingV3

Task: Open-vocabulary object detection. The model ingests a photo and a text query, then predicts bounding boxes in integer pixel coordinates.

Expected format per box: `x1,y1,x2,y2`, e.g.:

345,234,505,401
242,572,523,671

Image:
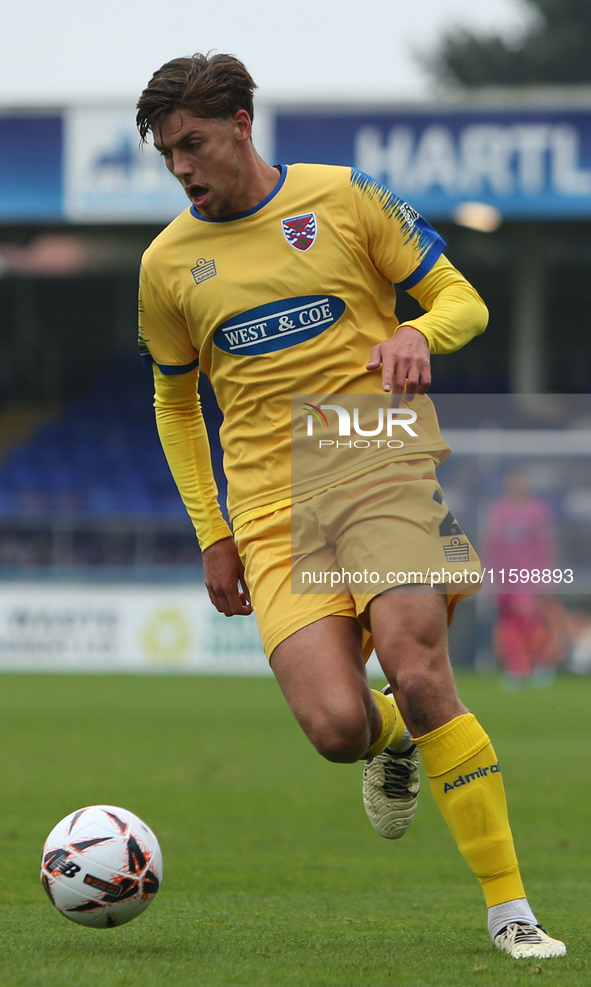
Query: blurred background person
481,467,568,688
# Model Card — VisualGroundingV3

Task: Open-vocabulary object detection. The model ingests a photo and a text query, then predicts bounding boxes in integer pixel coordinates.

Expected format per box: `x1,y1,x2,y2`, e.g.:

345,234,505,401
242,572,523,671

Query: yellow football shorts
233,458,482,658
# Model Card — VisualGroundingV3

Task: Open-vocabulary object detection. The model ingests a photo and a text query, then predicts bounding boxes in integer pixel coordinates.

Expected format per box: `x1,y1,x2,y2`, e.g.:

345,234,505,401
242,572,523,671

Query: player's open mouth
187,185,210,208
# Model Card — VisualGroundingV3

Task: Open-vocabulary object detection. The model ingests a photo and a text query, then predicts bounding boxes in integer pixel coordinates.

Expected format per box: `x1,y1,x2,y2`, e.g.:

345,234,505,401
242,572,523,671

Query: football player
136,52,565,960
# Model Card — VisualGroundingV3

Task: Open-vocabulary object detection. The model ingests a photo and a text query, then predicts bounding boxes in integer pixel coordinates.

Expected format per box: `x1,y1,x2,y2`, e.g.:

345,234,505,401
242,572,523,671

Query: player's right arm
139,256,251,616
153,367,251,615
366,257,489,395
350,171,487,395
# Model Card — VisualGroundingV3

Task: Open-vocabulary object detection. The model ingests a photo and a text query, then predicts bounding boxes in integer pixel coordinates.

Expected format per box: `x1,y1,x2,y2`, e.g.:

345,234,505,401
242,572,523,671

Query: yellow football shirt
139,163,487,547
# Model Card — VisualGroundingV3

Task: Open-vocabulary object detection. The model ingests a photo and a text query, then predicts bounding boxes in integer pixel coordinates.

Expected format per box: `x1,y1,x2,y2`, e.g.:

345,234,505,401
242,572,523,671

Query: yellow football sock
414,713,525,907
365,688,407,759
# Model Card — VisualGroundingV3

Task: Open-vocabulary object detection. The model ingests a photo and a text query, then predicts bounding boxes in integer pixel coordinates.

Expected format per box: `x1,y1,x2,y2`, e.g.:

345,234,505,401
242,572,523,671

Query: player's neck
234,148,282,215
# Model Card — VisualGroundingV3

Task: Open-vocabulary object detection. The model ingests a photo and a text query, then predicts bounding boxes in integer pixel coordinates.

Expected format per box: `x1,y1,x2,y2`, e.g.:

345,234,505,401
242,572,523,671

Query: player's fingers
366,343,383,370
391,359,408,396
406,361,431,395
206,577,245,617
205,585,231,616
381,368,395,392
404,366,422,398
416,359,432,393
236,559,252,609
222,584,252,616
239,575,252,608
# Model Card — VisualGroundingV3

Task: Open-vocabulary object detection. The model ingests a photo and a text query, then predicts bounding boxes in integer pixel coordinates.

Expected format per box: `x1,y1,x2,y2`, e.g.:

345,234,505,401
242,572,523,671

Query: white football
41,804,162,928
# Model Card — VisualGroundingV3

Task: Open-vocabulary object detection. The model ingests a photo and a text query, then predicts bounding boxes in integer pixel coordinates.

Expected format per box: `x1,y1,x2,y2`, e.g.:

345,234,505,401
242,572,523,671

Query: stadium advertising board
0,108,186,223
64,107,187,221
0,583,385,676
0,115,63,220
3,105,591,221
0,584,270,674
275,108,591,219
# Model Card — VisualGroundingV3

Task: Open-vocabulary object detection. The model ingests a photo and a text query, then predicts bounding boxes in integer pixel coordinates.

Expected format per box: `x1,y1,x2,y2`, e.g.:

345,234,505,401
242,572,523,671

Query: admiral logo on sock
444,762,501,793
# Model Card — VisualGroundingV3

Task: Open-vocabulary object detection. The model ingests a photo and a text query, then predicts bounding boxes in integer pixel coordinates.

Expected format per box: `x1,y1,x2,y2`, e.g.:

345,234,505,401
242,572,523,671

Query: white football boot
362,686,420,840
494,923,567,959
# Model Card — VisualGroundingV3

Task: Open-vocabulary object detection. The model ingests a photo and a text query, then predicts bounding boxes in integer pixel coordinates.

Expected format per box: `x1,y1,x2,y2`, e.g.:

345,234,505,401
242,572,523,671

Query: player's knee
392,664,445,708
315,735,367,763
391,661,462,734
309,710,370,763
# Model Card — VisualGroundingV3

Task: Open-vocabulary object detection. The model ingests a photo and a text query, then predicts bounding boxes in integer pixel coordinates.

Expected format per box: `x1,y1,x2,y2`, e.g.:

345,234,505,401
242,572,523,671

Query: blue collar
190,164,287,223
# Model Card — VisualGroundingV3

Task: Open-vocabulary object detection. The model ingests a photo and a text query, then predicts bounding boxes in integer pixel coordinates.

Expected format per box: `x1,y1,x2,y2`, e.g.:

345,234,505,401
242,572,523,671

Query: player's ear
232,109,252,144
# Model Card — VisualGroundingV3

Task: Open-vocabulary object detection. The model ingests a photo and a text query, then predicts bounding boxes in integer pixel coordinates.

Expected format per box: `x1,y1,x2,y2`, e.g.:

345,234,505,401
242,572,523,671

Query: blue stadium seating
0,358,227,518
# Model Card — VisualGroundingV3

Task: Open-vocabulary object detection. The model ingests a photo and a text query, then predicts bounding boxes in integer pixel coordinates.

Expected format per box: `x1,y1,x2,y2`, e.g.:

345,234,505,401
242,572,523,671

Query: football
40,804,162,928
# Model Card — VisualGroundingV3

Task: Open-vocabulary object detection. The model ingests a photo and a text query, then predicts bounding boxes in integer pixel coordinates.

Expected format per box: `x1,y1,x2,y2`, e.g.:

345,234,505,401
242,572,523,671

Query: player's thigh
234,507,357,659
235,507,379,755
368,583,449,667
270,613,374,751
270,613,368,717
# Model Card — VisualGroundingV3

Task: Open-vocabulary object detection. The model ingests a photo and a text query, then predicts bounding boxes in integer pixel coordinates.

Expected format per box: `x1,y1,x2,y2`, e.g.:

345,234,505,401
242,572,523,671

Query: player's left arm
367,255,488,395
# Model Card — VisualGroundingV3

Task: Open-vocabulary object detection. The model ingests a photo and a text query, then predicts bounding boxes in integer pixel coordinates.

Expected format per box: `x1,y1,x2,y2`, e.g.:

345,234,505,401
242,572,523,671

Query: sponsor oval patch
213,295,346,356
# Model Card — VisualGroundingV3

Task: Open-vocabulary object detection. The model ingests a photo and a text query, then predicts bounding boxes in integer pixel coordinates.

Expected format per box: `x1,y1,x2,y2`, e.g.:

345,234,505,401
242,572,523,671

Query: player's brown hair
136,52,257,143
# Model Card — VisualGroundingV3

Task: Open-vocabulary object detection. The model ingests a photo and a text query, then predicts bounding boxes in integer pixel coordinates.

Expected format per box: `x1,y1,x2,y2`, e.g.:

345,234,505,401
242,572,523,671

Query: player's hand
202,537,252,617
366,325,431,406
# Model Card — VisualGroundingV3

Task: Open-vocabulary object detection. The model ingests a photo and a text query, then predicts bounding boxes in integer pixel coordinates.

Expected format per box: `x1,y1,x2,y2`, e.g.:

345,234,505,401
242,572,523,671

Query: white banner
64,107,187,222
0,583,271,674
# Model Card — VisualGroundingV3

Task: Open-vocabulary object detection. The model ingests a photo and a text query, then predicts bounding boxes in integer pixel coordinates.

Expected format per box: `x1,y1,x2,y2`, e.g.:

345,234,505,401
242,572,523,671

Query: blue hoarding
0,115,63,220
275,108,591,220
3,106,591,222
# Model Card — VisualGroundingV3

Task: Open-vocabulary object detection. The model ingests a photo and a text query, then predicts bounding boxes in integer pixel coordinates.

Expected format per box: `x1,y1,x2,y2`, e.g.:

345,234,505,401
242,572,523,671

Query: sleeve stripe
395,236,447,290
141,354,200,374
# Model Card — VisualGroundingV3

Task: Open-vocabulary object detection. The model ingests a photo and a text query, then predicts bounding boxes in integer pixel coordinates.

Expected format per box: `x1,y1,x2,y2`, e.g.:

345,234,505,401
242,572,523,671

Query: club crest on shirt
281,213,317,252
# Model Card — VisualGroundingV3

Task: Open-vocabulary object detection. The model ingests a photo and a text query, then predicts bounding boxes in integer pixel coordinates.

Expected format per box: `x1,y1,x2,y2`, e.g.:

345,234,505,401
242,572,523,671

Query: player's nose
170,149,194,181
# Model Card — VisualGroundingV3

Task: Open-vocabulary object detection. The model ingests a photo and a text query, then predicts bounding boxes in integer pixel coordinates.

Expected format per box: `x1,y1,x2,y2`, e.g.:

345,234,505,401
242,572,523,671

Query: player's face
154,111,250,220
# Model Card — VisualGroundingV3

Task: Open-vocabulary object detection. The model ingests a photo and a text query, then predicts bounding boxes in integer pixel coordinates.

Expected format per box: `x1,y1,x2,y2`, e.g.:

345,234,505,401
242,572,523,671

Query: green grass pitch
0,671,589,987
